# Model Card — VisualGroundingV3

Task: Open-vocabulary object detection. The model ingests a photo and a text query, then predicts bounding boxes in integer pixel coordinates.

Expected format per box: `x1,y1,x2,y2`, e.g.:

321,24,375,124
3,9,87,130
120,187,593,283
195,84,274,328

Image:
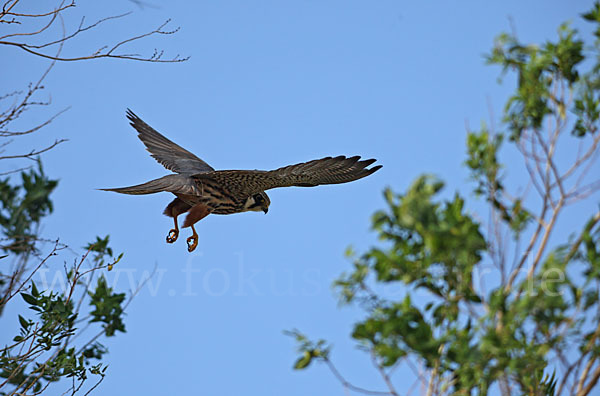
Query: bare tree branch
0,5,189,63
324,357,396,396
0,138,67,160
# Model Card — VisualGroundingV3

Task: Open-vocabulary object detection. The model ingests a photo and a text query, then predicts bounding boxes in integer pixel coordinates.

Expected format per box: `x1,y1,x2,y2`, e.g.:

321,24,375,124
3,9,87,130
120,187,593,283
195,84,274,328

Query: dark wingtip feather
329,155,381,181
336,156,381,183
368,164,383,173
126,109,142,126
126,108,136,120
98,187,126,193
358,158,377,167
356,161,381,180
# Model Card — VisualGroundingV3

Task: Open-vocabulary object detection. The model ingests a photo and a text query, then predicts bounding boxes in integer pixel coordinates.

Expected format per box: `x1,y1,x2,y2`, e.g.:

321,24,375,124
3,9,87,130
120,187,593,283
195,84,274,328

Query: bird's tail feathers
100,175,188,195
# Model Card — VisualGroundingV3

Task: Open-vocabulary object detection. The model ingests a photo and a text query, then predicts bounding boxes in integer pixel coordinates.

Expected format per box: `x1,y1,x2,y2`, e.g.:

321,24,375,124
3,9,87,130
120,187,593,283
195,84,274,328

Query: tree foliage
0,161,57,255
290,4,600,396
0,238,126,396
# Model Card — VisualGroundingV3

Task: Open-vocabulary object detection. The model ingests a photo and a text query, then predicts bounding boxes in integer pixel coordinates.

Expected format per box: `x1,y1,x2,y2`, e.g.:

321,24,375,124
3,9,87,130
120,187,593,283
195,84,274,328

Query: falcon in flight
102,110,382,252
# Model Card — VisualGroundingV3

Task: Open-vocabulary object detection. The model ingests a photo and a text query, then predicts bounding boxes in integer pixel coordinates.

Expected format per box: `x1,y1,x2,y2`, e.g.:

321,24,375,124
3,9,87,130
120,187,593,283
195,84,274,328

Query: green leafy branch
0,236,139,396
289,3,600,395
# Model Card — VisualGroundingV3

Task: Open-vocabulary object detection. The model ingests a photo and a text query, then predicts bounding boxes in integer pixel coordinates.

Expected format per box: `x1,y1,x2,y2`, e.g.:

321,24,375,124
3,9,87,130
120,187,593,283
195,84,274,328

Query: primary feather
126,109,214,174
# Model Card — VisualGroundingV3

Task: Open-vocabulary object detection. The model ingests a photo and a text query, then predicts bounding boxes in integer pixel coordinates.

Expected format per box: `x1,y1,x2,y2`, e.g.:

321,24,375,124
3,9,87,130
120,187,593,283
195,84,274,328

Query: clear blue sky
3,1,598,395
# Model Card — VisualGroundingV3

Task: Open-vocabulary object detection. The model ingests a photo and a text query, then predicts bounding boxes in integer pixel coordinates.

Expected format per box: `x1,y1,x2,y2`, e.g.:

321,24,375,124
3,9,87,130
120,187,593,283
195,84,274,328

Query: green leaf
21,292,38,306
18,314,29,329
293,351,312,369
31,281,39,297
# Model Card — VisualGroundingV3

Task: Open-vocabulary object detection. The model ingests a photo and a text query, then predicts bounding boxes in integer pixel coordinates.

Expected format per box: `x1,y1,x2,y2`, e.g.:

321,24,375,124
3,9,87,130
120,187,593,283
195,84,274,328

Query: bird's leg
187,224,198,252
183,203,211,253
163,197,191,244
166,216,179,243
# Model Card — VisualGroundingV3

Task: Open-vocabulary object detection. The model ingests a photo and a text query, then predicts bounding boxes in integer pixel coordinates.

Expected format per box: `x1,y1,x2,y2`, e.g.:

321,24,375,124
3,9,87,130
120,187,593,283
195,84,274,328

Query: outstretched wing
100,174,200,196
126,109,214,174
195,156,381,198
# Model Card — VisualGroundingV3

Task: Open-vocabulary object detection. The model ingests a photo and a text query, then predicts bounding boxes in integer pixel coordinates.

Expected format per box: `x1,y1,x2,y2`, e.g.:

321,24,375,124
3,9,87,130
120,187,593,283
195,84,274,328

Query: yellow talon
187,235,198,252
166,228,179,243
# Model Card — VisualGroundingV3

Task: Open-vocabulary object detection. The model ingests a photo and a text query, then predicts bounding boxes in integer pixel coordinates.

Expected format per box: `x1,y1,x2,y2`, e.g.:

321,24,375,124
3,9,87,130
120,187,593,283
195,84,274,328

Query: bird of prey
102,110,382,252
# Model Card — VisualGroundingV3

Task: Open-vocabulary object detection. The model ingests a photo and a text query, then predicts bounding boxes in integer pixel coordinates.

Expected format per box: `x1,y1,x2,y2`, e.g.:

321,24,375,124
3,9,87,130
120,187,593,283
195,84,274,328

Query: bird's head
244,191,270,214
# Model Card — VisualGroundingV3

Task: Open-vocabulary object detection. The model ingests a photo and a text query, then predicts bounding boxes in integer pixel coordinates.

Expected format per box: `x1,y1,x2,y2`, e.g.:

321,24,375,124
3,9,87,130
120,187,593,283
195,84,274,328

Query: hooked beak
262,207,268,214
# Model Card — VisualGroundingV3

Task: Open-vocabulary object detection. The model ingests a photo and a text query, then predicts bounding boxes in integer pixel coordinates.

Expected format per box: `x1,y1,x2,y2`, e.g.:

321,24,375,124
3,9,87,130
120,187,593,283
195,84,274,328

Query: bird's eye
254,194,263,203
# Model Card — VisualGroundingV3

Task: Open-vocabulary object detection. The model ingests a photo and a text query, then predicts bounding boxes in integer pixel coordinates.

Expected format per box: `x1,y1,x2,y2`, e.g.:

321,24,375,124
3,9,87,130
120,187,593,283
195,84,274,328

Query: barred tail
100,175,187,195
